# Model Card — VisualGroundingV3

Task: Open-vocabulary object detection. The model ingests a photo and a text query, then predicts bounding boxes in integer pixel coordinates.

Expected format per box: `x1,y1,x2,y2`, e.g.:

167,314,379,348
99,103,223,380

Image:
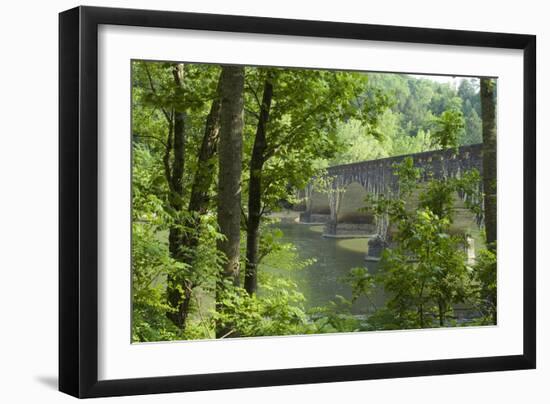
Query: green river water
262,222,385,314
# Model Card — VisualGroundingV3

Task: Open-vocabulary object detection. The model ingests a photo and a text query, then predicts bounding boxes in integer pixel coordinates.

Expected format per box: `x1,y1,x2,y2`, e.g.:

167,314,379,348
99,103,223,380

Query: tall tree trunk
165,63,191,330
244,78,274,295
180,72,224,262
480,78,497,249
217,65,245,284
216,66,245,337
188,74,223,215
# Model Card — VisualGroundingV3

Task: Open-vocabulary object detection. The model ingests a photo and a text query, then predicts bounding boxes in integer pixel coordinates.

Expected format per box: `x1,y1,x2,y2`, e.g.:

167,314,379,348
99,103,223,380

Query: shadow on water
263,222,385,314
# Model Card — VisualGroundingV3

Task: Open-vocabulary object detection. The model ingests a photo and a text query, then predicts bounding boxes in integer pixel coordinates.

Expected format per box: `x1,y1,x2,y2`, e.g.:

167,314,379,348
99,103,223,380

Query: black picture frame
59,5,536,398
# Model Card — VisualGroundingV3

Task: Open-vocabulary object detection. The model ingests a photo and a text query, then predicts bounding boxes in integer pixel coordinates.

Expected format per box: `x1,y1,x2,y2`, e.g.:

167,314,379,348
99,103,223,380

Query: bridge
299,144,483,257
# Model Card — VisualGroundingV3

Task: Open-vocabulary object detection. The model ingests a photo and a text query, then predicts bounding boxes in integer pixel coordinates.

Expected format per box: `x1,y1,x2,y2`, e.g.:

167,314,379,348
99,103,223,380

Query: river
262,222,385,314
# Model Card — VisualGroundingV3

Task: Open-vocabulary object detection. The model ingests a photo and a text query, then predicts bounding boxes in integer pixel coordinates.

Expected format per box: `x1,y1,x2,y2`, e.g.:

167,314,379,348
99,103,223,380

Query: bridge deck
325,143,482,191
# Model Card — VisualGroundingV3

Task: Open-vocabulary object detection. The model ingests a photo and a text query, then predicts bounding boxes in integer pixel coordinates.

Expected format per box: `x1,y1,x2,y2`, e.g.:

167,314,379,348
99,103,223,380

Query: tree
244,71,274,294
472,248,497,324
131,145,181,341
430,109,465,150
367,158,476,329
137,61,191,330
364,108,475,329
241,68,388,295
132,61,224,333
480,78,497,248
216,65,245,336
458,78,481,114
162,63,192,329
458,79,482,145
179,70,223,272
364,74,482,148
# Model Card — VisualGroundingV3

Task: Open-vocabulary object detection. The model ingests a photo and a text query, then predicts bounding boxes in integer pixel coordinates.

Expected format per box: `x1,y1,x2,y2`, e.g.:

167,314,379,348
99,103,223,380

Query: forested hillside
324,73,483,166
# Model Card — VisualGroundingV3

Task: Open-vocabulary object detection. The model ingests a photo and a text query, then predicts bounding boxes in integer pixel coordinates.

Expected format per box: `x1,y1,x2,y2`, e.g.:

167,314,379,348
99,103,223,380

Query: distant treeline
325,74,482,167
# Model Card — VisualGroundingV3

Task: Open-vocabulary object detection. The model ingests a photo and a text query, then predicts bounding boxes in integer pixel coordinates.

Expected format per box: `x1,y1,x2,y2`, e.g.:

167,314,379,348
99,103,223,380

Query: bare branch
219,329,236,339
245,79,263,109
143,63,172,123
259,203,268,218
245,108,260,120
163,120,174,191
133,133,168,148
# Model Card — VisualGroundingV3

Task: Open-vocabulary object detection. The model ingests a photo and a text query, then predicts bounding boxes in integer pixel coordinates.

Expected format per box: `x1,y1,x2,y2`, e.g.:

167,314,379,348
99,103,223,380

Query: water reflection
262,222,384,314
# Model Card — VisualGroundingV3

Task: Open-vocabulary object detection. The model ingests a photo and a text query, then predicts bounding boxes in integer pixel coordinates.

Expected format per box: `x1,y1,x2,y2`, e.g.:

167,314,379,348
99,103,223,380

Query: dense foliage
318,74,482,168
131,60,496,341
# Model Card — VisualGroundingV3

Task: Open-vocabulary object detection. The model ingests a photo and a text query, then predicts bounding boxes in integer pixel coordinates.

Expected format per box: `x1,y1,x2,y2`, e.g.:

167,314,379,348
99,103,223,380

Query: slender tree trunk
188,74,223,215
165,63,191,330
217,65,245,284
244,78,274,295
180,72,224,261
480,78,497,249
216,65,245,337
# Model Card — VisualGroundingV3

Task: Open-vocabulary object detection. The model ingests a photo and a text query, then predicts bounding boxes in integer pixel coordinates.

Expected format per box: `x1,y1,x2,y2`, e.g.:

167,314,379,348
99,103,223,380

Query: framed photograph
59,6,536,398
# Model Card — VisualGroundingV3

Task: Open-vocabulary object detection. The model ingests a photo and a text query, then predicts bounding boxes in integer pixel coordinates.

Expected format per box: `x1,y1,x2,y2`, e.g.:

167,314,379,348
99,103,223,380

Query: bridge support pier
299,210,312,223
365,236,389,261
323,177,345,236
324,220,338,235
